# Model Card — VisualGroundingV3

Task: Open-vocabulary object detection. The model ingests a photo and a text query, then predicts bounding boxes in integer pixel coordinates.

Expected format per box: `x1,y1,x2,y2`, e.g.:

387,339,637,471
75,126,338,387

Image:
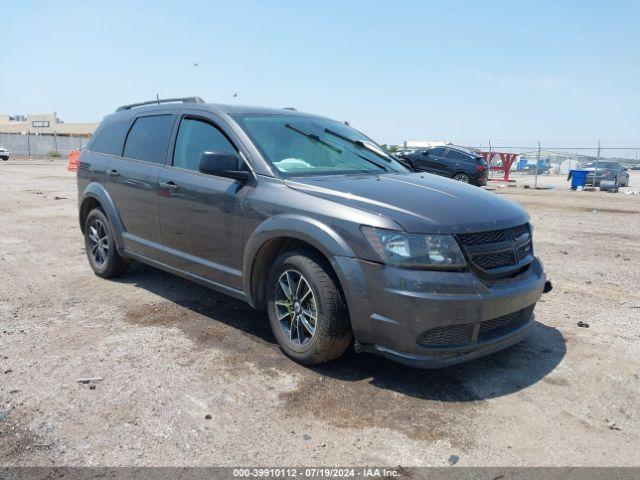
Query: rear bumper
585,172,618,186
472,171,488,186
332,256,546,368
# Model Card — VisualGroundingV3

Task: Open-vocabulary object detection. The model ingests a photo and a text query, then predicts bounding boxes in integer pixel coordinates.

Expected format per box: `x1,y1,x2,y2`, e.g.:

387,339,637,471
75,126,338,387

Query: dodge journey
77,97,549,368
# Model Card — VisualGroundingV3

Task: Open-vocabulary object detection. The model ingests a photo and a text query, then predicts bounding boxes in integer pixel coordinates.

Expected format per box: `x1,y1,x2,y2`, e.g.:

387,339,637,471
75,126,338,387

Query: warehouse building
0,113,98,136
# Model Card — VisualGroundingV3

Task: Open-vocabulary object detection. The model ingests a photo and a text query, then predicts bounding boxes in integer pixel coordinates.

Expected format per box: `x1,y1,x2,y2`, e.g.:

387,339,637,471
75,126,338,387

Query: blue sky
2,0,639,148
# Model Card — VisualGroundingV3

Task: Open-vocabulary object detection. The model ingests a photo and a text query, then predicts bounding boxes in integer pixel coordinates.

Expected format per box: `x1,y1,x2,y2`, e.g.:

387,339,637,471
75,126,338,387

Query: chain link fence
465,144,640,181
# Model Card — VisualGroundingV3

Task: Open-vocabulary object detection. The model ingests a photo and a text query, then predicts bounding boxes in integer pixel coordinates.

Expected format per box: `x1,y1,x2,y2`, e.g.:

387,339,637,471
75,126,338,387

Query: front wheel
452,172,471,183
267,250,352,365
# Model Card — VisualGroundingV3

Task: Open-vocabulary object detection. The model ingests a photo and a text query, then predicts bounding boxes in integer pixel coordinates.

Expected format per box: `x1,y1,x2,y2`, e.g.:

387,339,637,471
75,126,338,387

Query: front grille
477,307,533,342
416,324,473,346
456,223,533,278
517,243,532,261
458,229,508,246
480,311,521,331
416,307,533,348
474,251,515,269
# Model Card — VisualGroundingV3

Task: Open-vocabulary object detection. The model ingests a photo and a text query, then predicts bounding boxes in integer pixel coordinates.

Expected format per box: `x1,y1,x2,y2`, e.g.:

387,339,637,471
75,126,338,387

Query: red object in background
67,150,80,172
479,151,518,182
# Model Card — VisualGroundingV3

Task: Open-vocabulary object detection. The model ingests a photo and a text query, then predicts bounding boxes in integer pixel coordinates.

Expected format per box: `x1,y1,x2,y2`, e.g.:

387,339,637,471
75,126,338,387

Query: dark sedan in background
401,146,489,186
581,161,630,187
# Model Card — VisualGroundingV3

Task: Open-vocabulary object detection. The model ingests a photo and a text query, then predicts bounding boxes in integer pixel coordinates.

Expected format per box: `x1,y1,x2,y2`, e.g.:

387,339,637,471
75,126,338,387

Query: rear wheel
452,172,471,183
84,208,128,278
267,250,352,365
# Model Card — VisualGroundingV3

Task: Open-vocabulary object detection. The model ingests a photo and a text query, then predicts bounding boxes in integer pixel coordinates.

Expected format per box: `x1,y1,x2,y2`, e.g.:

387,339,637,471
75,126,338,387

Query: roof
107,98,324,123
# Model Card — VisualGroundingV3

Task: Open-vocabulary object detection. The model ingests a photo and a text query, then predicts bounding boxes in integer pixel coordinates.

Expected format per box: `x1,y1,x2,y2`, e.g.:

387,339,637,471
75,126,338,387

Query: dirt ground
1,158,639,467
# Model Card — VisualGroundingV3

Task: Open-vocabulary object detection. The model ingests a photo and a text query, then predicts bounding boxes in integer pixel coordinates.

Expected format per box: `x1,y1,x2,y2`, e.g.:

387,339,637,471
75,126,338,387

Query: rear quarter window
88,119,130,156
123,115,175,163
446,149,471,161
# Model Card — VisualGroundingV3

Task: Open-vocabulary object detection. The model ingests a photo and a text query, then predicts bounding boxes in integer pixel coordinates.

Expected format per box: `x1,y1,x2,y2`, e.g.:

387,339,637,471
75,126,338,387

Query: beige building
0,113,98,136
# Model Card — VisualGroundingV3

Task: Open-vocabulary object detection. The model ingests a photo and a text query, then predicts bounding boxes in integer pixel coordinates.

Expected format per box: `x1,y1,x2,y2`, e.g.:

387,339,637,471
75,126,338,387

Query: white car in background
0,147,9,161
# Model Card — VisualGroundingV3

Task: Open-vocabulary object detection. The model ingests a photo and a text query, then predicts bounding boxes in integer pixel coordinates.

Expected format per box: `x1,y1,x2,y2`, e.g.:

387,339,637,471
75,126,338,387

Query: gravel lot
1,158,639,467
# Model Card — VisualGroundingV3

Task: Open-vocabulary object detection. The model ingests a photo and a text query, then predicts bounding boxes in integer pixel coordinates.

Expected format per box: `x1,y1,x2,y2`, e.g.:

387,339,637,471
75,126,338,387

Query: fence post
534,141,541,188
27,132,31,156
593,141,601,188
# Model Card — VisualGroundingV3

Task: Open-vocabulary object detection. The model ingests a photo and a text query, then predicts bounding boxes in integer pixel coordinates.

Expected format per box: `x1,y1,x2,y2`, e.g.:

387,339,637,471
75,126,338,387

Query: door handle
159,181,179,191
107,169,120,177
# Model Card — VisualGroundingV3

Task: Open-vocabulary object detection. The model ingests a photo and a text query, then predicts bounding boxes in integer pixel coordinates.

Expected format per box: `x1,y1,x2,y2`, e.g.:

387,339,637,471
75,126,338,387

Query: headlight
361,227,466,270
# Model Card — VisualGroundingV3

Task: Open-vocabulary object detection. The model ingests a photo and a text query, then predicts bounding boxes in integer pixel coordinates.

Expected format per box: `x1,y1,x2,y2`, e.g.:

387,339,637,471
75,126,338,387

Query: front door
414,147,449,177
157,113,247,289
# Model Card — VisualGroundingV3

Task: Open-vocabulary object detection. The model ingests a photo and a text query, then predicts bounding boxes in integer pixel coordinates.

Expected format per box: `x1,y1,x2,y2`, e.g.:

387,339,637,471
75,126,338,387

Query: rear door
109,112,176,258
444,148,473,176
157,111,247,289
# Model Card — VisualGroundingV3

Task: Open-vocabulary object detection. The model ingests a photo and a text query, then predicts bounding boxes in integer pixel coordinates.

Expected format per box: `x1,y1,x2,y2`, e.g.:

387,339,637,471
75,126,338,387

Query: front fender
242,214,357,303
79,182,126,254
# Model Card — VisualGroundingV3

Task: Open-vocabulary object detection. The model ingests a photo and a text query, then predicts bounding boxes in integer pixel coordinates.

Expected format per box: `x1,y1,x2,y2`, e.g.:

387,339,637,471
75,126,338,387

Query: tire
1,156,8,161
452,172,471,183
267,250,352,365
84,208,128,278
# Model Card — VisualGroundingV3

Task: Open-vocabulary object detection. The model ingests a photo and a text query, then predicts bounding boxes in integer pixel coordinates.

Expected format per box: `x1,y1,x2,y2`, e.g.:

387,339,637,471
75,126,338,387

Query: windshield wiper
324,128,392,162
285,123,387,173
352,152,389,172
285,124,342,153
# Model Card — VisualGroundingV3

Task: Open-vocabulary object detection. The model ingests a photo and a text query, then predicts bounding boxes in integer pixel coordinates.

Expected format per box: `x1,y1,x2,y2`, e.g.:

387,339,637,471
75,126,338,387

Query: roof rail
115,97,205,112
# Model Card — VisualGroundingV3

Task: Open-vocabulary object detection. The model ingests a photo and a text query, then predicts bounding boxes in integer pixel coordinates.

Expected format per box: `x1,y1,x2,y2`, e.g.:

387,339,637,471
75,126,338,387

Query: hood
285,172,529,234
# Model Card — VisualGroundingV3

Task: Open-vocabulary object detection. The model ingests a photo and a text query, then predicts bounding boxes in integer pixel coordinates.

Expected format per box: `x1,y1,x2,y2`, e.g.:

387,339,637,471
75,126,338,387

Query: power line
473,146,640,150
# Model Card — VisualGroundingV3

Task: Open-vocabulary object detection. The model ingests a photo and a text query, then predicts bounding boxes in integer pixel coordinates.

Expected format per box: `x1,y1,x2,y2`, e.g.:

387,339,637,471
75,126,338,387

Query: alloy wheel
87,219,109,268
274,269,318,347
453,173,470,183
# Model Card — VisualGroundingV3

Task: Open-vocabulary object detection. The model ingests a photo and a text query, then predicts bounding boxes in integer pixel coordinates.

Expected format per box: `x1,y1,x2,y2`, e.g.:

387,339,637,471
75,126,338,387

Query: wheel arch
452,170,471,179
78,183,126,253
243,215,355,309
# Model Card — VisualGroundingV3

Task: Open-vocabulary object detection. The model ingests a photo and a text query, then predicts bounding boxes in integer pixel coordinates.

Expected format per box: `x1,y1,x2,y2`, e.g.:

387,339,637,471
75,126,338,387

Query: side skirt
126,250,249,304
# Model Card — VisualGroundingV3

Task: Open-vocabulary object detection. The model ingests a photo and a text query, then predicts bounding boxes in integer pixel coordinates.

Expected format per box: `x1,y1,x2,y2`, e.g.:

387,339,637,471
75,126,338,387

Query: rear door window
89,120,130,156
123,115,175,163
173,118,237,171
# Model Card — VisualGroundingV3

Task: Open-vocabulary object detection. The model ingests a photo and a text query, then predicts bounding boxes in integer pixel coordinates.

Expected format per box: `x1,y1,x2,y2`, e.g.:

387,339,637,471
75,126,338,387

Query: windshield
233,114,409,176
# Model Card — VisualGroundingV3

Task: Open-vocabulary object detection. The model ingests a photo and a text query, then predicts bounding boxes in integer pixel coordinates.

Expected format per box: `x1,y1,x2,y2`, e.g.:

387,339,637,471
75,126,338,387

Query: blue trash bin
570,170,588,190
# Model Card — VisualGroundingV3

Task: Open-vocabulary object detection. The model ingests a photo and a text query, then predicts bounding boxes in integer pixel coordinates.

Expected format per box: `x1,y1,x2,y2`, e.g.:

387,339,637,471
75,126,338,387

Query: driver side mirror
199,151,250,182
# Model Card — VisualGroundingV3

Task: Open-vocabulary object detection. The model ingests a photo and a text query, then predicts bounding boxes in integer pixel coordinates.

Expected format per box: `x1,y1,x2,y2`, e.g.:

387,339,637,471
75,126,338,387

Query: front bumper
332,256,547,368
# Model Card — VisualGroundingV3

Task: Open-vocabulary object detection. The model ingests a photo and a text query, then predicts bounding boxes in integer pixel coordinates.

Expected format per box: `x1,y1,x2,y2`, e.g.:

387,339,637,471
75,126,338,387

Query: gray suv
78,97,550,368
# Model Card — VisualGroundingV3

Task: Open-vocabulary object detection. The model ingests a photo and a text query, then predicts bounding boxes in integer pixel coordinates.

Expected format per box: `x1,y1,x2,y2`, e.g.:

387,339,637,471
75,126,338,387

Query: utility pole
593,140,601,188
534,141,541,188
